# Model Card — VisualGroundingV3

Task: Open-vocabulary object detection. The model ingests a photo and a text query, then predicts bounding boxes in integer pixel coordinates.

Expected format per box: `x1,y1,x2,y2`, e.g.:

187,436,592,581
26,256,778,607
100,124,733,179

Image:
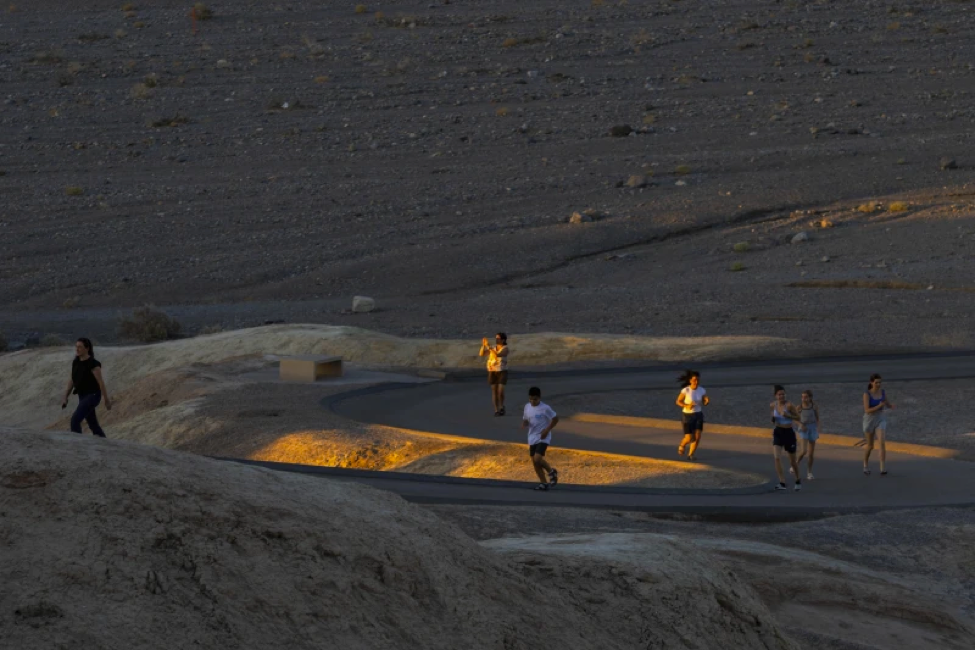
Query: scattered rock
216,59,232,69
351,296,376,313
940,157,957,170
608,125,632,138
626,174,648,188
569,211,593,224
791,232,810,244
821,255,831,263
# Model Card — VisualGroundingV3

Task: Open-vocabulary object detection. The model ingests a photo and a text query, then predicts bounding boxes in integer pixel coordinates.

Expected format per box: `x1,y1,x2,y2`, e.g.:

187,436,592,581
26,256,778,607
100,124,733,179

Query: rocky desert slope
2,0,975,349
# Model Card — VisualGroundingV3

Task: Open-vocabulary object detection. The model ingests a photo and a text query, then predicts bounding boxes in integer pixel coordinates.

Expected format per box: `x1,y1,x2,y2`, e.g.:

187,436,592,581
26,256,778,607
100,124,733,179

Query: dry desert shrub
77,33,109,43
193,3,213,20
65,186,84,196
130,83,153,100
121,2,135,10
148,114,189,128
118,306,182,343
39,334,68,347
729,262,746,272
32,50,63,64
732,242,750,253
355,4,367,13
887,201,910,212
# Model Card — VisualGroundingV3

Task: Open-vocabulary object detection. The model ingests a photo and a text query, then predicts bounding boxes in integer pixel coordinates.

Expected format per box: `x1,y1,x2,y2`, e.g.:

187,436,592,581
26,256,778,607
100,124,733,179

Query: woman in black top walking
61,337,112,437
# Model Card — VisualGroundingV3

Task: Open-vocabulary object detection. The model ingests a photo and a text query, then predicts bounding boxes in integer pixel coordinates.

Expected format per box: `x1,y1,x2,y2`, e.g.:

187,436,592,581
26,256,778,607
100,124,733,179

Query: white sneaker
788,466,795,475
806,472,814,480
794,482,802,492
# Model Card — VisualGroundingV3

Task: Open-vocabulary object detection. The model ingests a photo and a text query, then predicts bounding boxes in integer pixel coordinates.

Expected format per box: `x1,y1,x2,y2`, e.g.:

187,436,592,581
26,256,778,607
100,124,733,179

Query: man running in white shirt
522,386,559,490
479,332,509,416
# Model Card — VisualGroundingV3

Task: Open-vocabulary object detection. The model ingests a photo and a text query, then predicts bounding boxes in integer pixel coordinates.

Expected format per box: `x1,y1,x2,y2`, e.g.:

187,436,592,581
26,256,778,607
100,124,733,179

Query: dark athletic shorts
488,370,508,385
529,443,549,457
772,427,797,454
682,412,704,435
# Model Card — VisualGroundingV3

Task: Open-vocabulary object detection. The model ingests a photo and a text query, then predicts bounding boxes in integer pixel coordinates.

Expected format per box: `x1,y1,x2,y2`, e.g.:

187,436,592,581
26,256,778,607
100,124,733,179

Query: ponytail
77,337,94,359
677,369,699,389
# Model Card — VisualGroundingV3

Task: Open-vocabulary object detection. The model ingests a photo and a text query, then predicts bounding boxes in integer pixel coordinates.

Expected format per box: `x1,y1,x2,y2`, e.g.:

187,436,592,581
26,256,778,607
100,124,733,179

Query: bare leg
806,440,816,473
863,430,875,470
491,385,500,412
687,430,702,458
773,447,785,483
796,438,807,464
497,384,506,412
788,451,801,479
878,429,887,472
678,434,692,454
533,456,552,483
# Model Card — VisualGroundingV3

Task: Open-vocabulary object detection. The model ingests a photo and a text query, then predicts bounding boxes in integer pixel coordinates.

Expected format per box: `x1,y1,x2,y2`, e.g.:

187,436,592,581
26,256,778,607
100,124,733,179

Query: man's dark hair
496,332,507,343
773,384,785,394
528,386,541,397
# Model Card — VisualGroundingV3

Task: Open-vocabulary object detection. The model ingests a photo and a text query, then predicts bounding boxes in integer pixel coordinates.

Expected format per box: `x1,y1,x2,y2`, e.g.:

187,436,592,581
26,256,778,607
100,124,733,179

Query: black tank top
72,357,102,396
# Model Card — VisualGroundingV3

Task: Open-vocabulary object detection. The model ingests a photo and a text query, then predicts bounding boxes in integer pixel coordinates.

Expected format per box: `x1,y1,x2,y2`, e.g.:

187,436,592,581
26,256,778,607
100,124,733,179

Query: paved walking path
240,353,975,519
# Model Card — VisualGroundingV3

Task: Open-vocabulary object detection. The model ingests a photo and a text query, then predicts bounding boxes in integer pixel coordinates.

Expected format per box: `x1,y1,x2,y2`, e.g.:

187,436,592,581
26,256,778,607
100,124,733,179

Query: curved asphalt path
237,353,975,520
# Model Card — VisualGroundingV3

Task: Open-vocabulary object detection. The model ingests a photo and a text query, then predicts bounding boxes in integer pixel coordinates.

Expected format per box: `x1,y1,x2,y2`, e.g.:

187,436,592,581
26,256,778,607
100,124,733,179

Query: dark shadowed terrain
2,0,975,347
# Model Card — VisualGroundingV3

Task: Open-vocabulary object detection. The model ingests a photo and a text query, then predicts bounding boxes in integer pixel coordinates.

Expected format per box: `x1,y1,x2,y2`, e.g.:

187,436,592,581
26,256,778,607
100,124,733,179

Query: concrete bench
278,355,344,383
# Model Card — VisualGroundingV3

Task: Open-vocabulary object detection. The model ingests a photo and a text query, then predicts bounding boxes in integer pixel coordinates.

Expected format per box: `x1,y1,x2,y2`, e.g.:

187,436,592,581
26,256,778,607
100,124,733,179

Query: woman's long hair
868,373,881,390
677,369,699,389
76,337,94,359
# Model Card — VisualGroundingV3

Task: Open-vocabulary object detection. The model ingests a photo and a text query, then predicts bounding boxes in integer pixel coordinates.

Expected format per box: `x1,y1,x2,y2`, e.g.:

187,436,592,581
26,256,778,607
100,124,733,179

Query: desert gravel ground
2,0,975,350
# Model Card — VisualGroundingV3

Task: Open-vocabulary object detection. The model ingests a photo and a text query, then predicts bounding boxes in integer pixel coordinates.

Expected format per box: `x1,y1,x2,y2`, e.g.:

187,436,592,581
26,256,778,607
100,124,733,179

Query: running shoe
774,483,788,491
548,468,559,485
498,407,505,416
788,466,795,475
794,481,802,492
806,472,814,480
534,483,549,491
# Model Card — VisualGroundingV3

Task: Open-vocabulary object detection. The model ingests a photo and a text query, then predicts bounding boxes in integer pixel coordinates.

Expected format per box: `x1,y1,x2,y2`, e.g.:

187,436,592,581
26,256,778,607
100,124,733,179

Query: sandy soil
0,324,794,429
556,379,975,451
2,0,975,351
0,327,762,488
436,504,975,650
0,429,795,649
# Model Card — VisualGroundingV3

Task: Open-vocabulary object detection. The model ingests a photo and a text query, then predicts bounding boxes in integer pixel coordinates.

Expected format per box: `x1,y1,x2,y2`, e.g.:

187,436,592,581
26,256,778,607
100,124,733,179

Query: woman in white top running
675,370,709,461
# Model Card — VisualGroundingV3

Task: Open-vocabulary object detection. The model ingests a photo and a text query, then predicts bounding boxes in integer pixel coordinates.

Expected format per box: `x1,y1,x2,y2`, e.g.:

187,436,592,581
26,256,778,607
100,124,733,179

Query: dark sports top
72,357,102,396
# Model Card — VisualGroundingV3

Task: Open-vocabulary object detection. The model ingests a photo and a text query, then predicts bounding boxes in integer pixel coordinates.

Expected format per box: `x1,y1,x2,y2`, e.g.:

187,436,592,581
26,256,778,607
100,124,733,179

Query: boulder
791,232,810,244
352,296,376,313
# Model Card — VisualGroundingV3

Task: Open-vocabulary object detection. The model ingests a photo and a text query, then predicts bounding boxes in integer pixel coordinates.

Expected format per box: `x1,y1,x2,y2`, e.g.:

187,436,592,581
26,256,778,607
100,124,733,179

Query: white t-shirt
486,345,508,372
523,401,557,446
679,387,707,414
